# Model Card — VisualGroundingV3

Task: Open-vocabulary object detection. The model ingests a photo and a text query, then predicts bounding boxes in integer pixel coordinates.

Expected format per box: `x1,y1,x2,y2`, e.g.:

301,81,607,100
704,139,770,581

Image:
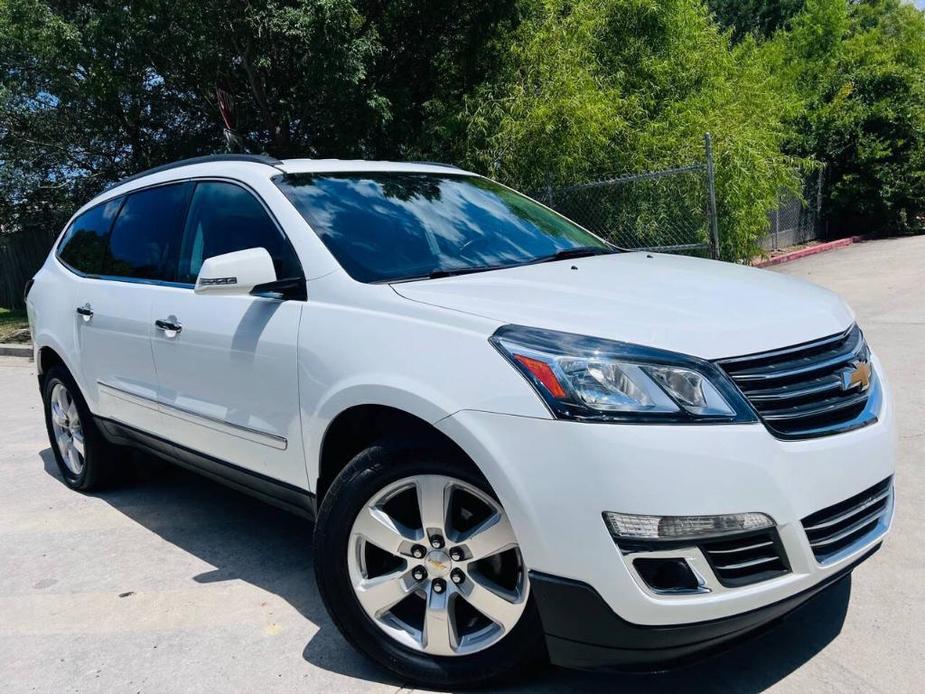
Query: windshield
274,172,610,282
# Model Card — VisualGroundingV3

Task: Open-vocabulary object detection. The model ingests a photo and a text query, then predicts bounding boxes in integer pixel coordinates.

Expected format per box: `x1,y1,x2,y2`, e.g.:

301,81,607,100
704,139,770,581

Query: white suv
26,154,895,688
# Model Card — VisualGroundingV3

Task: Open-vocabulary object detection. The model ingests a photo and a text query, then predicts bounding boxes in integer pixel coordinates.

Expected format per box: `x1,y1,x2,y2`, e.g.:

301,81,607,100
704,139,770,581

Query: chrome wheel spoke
51,401,68,427
423,586,458,656
353,506,413,557
66,401,79,427
55,431,72,458
459,513,516,561
355,570,413,617
70,429,85,457
460,578,523,633
65,442,82,475
415,476,450,534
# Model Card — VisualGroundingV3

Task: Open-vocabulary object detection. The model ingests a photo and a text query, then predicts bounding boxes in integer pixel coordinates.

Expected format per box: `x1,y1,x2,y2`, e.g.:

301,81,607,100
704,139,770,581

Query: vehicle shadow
41,449,851,693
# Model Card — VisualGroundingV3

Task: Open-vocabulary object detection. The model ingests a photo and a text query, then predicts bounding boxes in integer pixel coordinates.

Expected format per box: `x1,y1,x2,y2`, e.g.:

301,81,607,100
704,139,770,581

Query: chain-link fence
533,134,720,258
761,168,825,252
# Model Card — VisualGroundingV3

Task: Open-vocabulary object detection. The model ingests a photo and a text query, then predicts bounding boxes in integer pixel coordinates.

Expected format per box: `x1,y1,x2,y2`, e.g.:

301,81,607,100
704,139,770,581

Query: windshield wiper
428,265,502,279
389,248,617,283
531,246,617,264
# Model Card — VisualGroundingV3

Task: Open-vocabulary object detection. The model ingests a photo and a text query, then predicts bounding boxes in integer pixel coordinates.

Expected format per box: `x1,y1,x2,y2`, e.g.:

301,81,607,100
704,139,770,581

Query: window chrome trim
97,381,287,450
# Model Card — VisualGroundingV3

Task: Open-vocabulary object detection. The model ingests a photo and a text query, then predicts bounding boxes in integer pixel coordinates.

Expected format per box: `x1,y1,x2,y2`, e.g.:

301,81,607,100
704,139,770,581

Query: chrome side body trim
98,381,159,412
97,380,287,450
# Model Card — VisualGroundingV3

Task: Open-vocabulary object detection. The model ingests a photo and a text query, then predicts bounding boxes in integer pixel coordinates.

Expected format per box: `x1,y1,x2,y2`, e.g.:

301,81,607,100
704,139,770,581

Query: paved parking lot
2,236,923,693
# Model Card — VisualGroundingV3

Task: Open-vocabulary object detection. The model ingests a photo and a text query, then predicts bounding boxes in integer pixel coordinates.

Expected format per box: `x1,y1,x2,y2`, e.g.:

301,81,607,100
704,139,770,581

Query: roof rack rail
108,154,284,190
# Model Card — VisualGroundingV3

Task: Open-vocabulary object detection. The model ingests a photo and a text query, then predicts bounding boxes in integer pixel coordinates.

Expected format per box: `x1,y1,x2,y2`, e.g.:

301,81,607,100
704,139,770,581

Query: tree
707,0,806,41
451,0,804,260
0,0,517,237
770,0,925,234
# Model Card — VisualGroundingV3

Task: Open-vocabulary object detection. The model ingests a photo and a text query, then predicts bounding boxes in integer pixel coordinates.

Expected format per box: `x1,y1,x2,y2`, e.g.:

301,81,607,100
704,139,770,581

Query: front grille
700,529,790,587
717,325,876,439
802,477,892,563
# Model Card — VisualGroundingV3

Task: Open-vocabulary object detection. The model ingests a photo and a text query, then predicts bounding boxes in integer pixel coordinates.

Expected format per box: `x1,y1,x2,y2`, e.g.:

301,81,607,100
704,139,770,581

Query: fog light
633,558,700,593
603,511,774,542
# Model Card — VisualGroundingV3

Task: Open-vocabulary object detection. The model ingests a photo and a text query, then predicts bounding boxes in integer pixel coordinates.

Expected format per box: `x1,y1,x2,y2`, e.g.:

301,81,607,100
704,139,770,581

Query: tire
42,365,120,491
313,440,547,689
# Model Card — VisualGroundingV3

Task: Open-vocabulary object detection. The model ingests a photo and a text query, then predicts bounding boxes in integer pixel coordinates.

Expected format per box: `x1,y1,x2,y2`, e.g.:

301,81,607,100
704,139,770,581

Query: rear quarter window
57,198,123,275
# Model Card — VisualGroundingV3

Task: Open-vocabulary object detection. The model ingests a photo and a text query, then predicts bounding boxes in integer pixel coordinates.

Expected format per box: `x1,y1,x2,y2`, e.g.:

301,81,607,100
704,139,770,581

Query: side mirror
194,247,277,296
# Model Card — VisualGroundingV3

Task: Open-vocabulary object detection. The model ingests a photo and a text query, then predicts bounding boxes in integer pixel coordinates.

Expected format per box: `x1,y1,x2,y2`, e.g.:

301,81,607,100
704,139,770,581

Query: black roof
107,154,463,191
108,154,283,189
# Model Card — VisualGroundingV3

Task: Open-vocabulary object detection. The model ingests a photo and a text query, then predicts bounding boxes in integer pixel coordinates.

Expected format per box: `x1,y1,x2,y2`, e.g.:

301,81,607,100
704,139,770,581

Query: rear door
73,182,192,434
150,180,307,488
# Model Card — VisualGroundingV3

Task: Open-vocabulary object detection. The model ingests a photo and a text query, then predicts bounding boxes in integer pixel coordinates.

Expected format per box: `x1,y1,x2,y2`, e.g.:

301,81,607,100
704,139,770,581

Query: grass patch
0,307,30,343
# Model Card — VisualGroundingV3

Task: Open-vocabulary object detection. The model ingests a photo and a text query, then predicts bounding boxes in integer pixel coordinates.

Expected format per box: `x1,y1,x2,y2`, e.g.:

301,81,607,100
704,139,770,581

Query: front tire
42,365,120,491
313,441,546,688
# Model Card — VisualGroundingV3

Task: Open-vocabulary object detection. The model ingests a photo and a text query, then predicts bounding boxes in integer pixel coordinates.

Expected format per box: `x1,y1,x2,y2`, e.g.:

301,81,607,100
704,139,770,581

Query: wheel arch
315,404,474,504
35,341,83,391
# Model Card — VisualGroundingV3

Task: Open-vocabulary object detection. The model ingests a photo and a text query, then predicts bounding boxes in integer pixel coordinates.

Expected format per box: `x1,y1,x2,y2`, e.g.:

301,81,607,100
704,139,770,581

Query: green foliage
453,0,804,260
707,0,806,41
1,0,924,273
770,0,925,234
0,0,516,236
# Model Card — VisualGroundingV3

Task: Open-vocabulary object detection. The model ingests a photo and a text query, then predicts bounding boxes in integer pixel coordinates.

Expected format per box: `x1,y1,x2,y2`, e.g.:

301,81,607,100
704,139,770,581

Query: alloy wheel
347,474,528,657
50,382,85,476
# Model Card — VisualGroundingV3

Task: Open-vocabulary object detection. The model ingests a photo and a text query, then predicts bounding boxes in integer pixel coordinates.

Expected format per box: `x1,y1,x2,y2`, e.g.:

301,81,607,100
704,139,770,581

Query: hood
392,252,854,360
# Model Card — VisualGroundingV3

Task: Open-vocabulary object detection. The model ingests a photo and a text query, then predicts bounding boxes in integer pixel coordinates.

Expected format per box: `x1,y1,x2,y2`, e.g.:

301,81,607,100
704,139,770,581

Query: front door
150,180,307,488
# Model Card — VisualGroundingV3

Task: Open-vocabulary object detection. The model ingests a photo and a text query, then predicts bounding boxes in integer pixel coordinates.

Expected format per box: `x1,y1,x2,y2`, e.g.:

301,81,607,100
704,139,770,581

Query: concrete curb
755,236,865,268
0,343,32,359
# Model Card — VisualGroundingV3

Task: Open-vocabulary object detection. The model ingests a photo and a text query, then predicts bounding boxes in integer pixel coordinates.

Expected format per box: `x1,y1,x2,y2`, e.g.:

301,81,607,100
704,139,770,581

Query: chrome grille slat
716,327,851,366
699,529,789,587
801,477,892,563
761,391,870,421
706,540,773,554
808,510,887,548
803,489,891,531
727,345,864,383
746,376,843,403
717,324,876,439
709,555,781,571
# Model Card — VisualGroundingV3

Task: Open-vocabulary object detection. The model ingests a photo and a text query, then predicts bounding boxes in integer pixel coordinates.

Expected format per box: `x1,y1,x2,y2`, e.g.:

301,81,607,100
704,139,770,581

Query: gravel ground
1,235,923,693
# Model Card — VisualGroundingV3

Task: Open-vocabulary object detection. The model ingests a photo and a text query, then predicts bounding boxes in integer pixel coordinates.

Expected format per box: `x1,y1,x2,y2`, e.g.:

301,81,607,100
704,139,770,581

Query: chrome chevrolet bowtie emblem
840,361,872,392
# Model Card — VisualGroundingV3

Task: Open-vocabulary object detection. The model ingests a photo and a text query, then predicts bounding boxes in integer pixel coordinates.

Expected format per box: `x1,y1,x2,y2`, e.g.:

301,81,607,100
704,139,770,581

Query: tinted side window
57,198,123,275
105,183,191,281
177,181,302,284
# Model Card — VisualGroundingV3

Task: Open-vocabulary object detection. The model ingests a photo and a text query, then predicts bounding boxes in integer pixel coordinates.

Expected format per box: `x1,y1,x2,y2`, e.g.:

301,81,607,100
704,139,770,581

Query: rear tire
313,440,546,689
41,365,122,491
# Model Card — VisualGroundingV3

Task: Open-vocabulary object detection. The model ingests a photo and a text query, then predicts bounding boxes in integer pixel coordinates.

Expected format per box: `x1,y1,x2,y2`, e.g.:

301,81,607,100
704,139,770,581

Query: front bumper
529,544,879,670
435,355,896,637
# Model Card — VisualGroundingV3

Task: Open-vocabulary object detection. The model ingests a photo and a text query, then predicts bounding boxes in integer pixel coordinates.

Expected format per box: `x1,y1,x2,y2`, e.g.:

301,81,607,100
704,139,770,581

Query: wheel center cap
425,550,451,578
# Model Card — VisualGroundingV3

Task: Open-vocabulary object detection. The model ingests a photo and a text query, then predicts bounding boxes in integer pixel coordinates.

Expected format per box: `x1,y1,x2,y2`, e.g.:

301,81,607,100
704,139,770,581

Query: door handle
76,304,93,321
155,318,182,336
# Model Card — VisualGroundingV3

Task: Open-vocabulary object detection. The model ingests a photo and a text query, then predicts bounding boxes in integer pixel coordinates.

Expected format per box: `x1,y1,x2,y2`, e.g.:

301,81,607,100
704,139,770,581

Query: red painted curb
754,236,865,268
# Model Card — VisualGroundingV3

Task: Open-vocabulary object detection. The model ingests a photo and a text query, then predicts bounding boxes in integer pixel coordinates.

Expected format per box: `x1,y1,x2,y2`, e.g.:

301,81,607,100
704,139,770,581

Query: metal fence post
816,166,824,240
704,133,720,259
774,207,780,251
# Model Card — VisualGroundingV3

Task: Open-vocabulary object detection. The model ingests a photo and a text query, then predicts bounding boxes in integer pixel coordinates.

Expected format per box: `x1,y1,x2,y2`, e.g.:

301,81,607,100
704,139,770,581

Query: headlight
490,325,756,423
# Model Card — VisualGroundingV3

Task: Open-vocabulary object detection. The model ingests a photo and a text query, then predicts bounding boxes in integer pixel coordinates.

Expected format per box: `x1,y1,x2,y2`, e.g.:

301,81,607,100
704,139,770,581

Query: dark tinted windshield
274,172,608,282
